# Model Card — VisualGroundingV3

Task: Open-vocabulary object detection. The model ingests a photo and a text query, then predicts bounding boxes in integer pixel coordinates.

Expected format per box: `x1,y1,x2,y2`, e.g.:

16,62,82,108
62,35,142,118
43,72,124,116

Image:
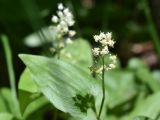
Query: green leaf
18,68,41,114
128,92,160,120
61,39,93,69
127,58,147,70
19,90,43,115
0,88,14,114
18,39,93,118
136,68,160,92
127,58,160,92
105,70,137,108
0,92,8,112
0,113,14,120
152,70,160,83
22,96,49,120
19,54,100,119
19,68,39,93
18,68,50,117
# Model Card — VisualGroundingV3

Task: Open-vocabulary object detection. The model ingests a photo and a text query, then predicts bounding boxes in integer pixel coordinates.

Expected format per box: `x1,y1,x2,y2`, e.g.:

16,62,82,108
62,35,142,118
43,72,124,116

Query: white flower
69,30,76,37
91,31,116,72
92,47,100,56
52,3,75,35
58,21,68,33
109,64,116,69
109,55,117,66
62,26,68,33
100,39,108,46
57,11,63,18
93,35,100,42
50,3,76,48
56,24,61,31
51,15,58,23
99,32,106,39
66,38,73,44
58,3,64,10
63,8,69,14
110,55,116,61
61,7,75,27
106,32,112,39
108,40,115,47
60,20,66,26
67,20,75,26
100,47,109,55
95,66,103,74
98,32,115,47
93,32,115,47
64,9,72,17
66,16,75,26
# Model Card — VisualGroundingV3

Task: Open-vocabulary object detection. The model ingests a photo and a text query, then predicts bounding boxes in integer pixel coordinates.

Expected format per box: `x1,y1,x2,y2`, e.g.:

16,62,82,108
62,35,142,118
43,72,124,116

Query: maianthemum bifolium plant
49,4,118,119
1,2,160,120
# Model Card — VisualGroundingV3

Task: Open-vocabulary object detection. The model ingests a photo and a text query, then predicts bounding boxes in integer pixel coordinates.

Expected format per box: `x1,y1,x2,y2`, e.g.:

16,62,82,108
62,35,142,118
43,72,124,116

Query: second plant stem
97,57,105,120
1,35,21,118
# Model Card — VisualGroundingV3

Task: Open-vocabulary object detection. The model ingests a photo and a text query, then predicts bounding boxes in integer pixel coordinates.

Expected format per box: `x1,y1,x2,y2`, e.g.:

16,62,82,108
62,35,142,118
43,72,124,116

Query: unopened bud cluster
51,3,76,46
108,54,116,70
90,32,117,74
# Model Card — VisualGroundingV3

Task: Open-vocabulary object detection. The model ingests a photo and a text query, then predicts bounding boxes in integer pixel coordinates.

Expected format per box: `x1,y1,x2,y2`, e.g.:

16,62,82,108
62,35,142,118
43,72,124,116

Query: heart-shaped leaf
19,54,100,119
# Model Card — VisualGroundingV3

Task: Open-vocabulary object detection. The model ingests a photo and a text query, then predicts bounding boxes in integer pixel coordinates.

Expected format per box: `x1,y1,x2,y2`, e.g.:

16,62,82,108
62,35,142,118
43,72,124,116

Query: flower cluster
51,3,76,46
92,32,115,56
90,32,116,74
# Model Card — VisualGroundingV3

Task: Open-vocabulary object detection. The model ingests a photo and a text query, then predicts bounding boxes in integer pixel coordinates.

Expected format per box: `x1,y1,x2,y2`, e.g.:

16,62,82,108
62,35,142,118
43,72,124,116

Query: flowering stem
97,56,105,120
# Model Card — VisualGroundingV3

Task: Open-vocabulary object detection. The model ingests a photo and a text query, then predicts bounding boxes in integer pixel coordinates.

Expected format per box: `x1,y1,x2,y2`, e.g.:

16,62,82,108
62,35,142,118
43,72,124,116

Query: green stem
143,0,160,63
1,35,21,118
97,57,105,120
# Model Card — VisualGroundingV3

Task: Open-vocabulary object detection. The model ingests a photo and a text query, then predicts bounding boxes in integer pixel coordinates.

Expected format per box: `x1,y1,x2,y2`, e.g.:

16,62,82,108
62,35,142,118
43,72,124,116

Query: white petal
69,30,76,37
51,15,58,23
58,3,64,10
57,11,63,18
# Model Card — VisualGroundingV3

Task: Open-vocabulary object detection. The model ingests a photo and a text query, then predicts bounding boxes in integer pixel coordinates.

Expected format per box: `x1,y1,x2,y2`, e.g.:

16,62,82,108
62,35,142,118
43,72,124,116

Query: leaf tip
18,54,26,60
18,54,32,64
